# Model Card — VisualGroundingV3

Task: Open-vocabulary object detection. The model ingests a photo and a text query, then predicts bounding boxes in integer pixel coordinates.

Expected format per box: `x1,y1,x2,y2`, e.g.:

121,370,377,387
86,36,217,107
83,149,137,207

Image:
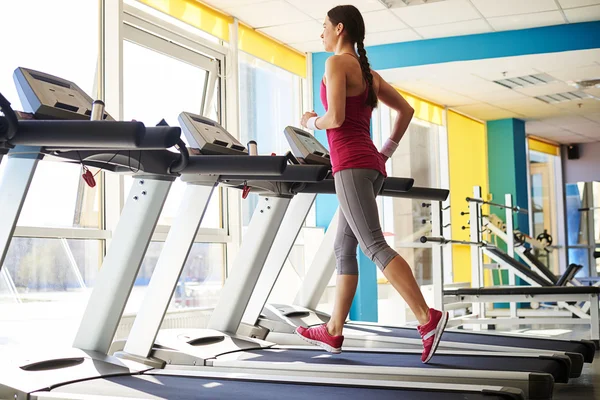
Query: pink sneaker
417,308,448,363
295,324,344,354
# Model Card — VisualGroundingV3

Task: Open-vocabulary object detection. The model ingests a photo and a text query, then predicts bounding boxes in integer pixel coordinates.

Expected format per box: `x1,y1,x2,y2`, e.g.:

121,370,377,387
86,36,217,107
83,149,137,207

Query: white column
103,0,123,119
225,18,242,278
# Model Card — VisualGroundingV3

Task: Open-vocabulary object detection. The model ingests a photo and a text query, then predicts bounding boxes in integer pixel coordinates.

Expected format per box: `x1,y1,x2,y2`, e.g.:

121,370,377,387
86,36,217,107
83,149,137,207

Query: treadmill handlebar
168,138,189,174
140,126,182,149
0,93,18,142
299,179,448,201
219,164,328,182
183,155,287,176
8,120,182,150
382,177,415,193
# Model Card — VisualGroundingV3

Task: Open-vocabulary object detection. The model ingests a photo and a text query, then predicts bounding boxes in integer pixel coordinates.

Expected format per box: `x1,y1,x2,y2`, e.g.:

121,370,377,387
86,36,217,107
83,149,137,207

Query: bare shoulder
371,69,382,93
325,55,350,71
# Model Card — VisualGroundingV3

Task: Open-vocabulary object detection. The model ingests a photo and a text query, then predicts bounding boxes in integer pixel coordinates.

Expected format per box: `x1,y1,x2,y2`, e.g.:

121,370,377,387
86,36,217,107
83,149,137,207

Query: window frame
113,4,230,245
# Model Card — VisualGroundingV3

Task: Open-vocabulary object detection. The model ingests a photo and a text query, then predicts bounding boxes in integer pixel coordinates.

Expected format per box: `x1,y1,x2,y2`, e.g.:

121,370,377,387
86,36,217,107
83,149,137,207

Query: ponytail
356,41,377,109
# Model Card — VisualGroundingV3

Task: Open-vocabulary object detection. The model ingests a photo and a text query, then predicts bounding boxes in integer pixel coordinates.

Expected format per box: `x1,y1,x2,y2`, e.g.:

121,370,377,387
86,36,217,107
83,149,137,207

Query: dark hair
327,5,377,108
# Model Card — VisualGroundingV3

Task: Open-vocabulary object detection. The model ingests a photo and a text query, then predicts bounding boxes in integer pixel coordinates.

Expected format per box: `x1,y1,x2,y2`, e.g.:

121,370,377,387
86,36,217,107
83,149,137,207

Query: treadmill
0,69,524,400
240,128,596,369
105,126,579,400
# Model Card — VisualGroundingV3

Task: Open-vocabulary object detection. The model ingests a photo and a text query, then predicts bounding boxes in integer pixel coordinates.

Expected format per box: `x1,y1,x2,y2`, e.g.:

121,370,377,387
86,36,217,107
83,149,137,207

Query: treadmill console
179,112,247,156
283,126,331,167
13,67,113,121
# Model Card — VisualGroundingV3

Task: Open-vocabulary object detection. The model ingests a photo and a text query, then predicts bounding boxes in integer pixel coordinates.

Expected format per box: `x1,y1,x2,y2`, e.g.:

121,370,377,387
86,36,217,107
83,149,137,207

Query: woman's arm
302,56,346,130
374,71,414,145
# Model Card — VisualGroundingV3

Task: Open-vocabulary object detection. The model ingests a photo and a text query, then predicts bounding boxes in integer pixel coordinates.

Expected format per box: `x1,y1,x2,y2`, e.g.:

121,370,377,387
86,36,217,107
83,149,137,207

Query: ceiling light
568,78,600,90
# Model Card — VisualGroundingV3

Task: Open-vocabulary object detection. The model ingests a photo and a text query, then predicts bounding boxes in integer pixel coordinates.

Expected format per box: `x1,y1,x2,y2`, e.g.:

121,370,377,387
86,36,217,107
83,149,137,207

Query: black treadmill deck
346,323,595,363
46,374,524,400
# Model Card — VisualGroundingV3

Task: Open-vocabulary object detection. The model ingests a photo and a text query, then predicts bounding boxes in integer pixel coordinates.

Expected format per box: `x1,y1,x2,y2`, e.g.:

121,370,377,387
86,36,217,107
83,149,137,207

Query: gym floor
555,351,599,400
491,324,599,399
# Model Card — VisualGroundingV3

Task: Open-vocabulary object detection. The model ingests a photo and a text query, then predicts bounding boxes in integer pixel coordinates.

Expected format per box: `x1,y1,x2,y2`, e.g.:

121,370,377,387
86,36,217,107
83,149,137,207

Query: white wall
562,143,600,183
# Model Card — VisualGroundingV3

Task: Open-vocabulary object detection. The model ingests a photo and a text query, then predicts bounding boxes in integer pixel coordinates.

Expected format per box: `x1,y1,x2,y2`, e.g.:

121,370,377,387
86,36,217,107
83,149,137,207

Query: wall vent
494,73,556,89
535,91,592,104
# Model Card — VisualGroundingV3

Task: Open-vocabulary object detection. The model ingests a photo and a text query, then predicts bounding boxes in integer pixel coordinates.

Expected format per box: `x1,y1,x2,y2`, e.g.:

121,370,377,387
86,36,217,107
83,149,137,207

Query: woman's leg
327,211,359,336
334,169,429,323
382,256,429,324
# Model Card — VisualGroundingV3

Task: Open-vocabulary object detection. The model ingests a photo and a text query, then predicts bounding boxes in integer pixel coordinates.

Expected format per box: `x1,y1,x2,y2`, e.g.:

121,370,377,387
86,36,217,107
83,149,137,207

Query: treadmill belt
51,374,522,399
228,348,566,382
346,324,596,363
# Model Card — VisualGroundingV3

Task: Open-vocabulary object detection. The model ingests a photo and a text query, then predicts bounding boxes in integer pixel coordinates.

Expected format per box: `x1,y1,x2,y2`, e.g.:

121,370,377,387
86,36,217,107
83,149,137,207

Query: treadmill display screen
191,115,217,127
179,111,247,155
290,127,329,156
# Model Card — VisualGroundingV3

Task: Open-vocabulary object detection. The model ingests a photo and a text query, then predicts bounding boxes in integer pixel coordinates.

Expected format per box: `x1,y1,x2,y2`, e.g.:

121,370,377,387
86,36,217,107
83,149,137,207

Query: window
113,14,227,338
566,182,600,276
124,242,225,314
373,104,442,325
376,105,442,286
238,51,303,227
121,38,221,229
0,0,100,348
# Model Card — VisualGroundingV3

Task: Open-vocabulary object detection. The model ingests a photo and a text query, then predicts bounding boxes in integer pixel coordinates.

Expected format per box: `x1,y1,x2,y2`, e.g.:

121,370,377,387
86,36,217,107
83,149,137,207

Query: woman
296,4,447,364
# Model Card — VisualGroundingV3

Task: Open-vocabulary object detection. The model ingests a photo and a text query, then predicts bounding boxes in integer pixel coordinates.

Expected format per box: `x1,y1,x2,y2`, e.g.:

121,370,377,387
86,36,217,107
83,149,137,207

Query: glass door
530,160,557,273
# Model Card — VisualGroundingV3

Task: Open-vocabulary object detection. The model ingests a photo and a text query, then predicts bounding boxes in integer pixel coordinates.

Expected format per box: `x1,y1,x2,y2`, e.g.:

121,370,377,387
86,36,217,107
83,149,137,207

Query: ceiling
201,0,600,143
379,49,600,144
202,0,600,53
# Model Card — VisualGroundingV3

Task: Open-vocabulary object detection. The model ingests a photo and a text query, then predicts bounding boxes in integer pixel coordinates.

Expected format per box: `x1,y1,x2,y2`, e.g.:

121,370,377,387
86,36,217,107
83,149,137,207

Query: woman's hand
301,111,318,129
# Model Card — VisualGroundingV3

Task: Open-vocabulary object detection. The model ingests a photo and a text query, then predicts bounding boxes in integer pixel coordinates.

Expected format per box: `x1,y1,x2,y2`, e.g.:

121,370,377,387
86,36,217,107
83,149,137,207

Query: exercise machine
107,126,578,400
0,69,524,400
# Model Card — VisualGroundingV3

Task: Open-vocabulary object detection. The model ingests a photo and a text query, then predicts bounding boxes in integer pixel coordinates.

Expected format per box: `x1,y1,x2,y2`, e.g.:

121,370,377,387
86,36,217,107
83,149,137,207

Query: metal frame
208,196,292,333
0,146,41,273
469,186,484,320
73,176,173,354
294,208,340,310
504,193,517,318
553,152,568,274
431,200,444,310
449,186,600,340
122,181,218,359
241,193,317,326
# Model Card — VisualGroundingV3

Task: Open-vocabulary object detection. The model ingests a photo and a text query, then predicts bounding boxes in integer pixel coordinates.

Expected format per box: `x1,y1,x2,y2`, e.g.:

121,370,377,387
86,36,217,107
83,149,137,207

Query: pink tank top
320,79,387,177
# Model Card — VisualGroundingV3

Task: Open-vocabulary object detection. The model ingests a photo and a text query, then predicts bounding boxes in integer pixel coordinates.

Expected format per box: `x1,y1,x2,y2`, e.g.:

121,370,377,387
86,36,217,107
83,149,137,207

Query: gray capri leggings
334,168,399,275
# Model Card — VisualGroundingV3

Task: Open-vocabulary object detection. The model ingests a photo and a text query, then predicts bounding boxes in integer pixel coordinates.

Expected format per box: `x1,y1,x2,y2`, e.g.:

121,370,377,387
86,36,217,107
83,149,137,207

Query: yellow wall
238,24,306,78
395,88,444,126
138,0,306,77
139,0,232,40
447,111,489,283
528,136,560,156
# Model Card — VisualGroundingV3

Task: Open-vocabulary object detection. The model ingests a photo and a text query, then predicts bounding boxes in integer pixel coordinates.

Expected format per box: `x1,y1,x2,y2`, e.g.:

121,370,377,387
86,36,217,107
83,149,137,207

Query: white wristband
307,116,319,130
381,138,399,158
